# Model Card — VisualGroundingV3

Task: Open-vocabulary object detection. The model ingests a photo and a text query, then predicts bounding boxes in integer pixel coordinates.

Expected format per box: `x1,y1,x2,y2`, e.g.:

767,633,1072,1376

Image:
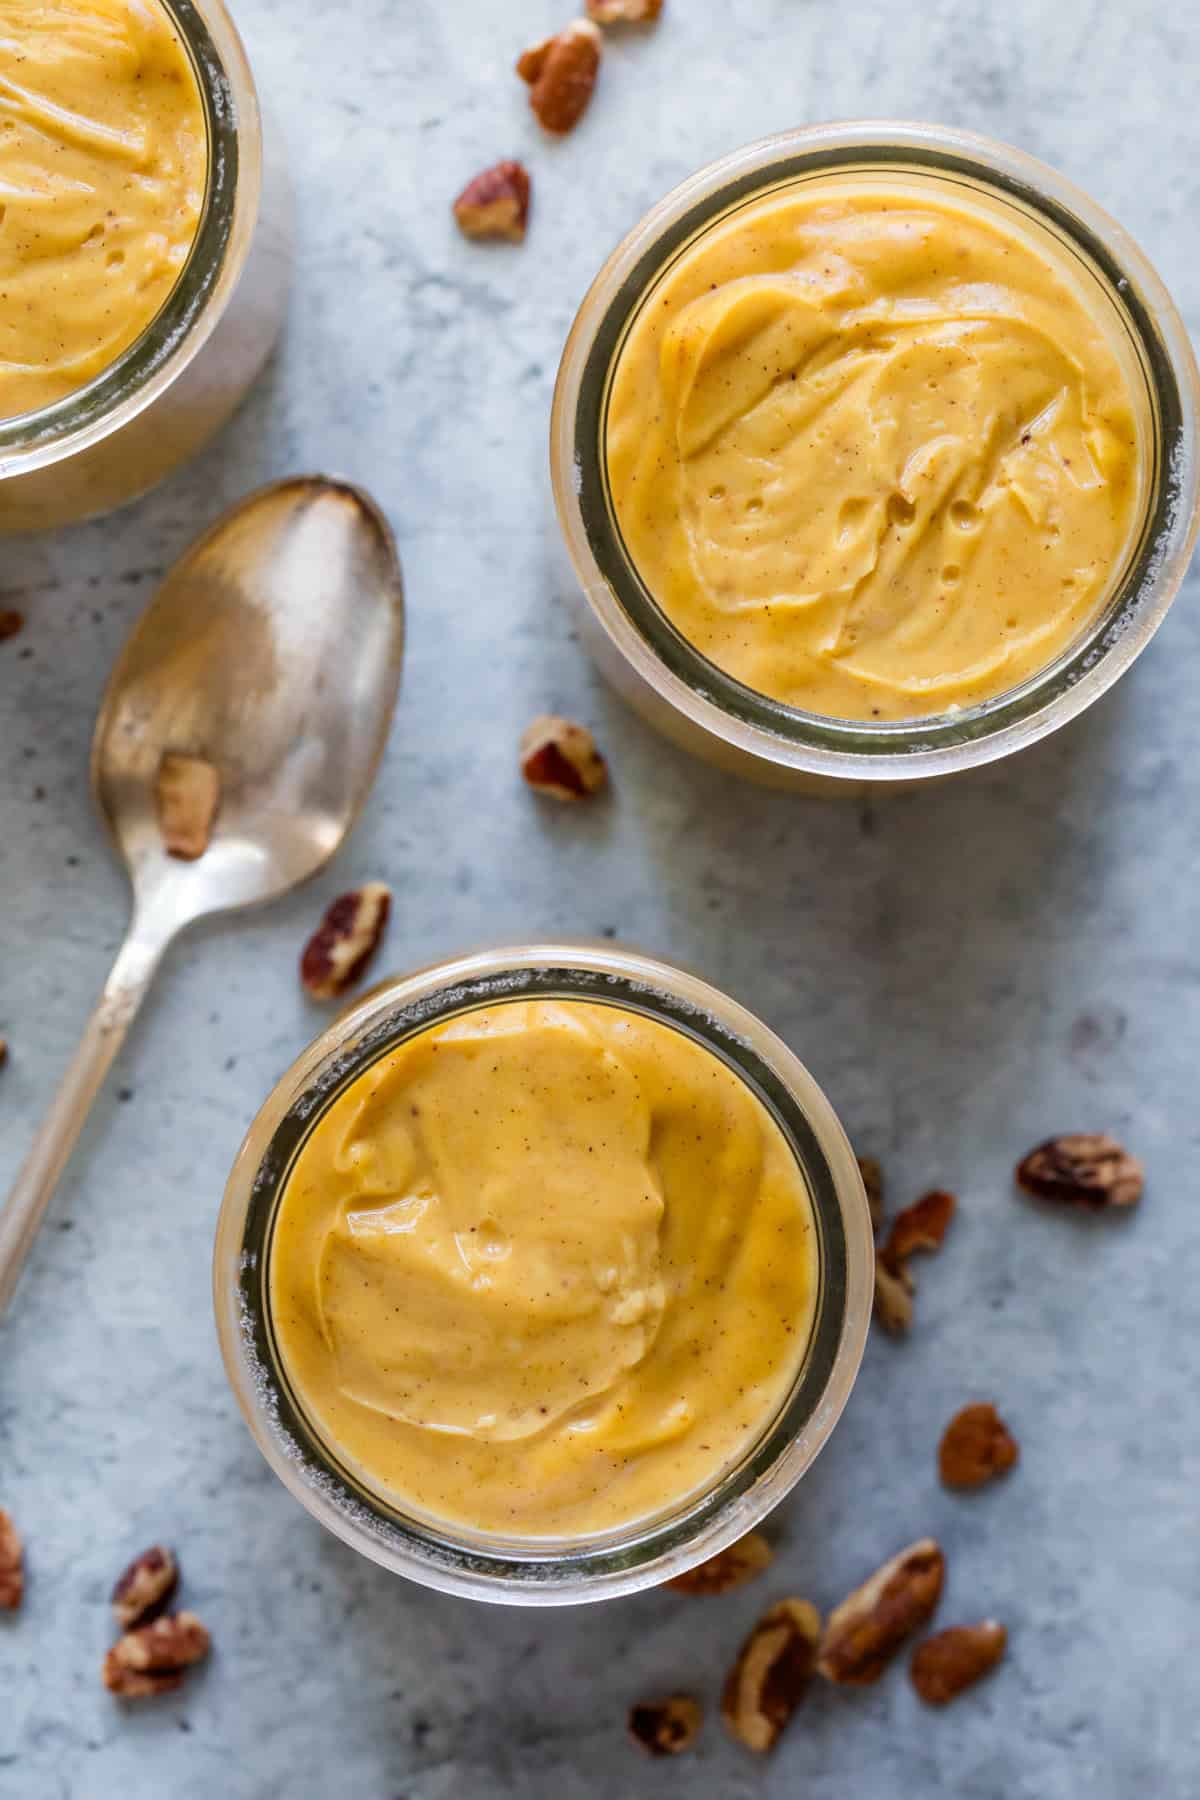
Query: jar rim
0,0,259,469
213,943,874,1605
551,121,1200,781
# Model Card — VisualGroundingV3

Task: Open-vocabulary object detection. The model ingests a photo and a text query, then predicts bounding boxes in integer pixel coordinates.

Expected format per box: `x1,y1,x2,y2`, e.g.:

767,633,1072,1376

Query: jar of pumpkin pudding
552,123,1200,787
215,944,873,1603
0,0,289,531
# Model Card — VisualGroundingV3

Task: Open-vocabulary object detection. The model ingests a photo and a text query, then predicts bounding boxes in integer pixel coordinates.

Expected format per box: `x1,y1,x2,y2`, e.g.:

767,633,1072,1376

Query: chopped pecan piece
0,1509,24,1610
0,1037,8,1070
1016,1133,1143,1210
111,1545,179,1629
721,1598,821,1754
517,20,602,134
0,610,24,643
300,882,392,1001
156,752,220,861
102,1611,210,1699
628,1694,702,1756
453,160,531,242
666,1530,772,1595
520,715,608,800
873,1250,913,1335
938,1403,1019,1490
882,1189,956,1267
911,1621,1006,1705
817,1540,945,1686
587,0,663,19
857,1154,884,1233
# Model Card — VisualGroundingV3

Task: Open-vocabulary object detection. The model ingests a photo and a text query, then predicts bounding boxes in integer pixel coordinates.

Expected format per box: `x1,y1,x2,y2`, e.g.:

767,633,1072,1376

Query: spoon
0,476,405,1312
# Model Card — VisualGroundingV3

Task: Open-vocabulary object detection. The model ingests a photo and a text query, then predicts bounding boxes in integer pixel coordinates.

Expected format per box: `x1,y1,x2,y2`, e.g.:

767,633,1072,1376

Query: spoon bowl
0,476,405,1312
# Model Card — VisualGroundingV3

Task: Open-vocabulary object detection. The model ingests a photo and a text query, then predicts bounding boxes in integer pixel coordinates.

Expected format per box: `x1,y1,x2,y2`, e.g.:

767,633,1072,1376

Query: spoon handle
0,925,167,1314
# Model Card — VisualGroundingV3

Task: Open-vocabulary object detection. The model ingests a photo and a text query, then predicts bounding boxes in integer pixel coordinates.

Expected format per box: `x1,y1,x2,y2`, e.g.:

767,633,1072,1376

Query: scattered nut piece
517,20,602,134
520,715,608,801
939,1403,1019,1491
882,1188,956,1267
453,160,531,242
911,1621,1007,1705
300,882,393,1001
587,0,663,20
873,1250,914,1335
0,1509,24,1610
817,1540,945,1686
857,1154,884,1233
0,1037,8,1070
102,1611,210,1699
721,1598,821,1754
628,1694,702,1757
111,1546,179,1630
1016,1133,1143,1210
156,752,221,861
666,1530,772,1595
0,610,24,642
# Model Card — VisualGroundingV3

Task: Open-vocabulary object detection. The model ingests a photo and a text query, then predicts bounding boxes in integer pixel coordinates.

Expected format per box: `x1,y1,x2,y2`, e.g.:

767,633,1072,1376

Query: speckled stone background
3,1,1199,1794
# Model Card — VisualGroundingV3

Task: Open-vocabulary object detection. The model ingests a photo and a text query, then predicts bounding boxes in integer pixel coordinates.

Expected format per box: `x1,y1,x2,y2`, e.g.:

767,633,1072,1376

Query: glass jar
0,0,291,533
551,122,1200,789
214,942,873,1606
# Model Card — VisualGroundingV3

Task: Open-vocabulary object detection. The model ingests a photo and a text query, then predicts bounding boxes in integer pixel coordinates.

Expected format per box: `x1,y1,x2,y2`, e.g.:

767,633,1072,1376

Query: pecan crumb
102,1612,210,1699
587,0,663,20
939,1403,1019,1490
857,1154,884,1233
873,1250,914,1335
0,1037,8,1070
112,1545,179,1630
667,1530,772,1595
721,1598,821,1754
817,1540,945,1686
1016,1133,1143,1210
0,610,24,643
911,1621,1006,1705
517,20,602,134
156,752,220,861
300,882,392,1001
628,1694,702,1756
453,160,531,242
0,1509,24,1610
882,1188,956,1267
520,715,608,801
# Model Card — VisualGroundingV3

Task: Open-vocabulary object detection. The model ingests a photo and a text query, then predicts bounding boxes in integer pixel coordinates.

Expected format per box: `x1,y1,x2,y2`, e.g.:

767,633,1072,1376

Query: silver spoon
0,476,405,1312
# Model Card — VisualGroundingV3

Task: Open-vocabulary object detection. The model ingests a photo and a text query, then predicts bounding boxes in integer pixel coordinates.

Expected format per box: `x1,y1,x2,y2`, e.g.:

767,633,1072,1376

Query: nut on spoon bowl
0,477,405,1312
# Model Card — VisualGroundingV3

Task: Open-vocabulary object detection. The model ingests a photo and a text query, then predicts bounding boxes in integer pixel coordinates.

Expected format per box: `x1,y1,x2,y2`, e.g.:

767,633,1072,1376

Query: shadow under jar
551,122,1200,790
0,0,291,534
214,943,873,1606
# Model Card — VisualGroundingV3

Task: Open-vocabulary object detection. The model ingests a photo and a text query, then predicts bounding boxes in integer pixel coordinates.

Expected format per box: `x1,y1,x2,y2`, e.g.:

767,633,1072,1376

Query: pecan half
873,1250,913,1335
102,1612,210,1699
1016,1134,1143,1210
817,1540,945,1686
911,1621,1006,1705
453,160,531,242
0,609,24,643
938,1403,1019,1490
857,1154,884,1233
721,1598,821,1754
882,1189,956,1267
520,716,608,800
300,882,392,1001
111,1545,179,1630
666,1530,772,1596
587,0,663,20
517,20,602,134
0,1509,24,1610
156,752,220,861
628,1694,702,1756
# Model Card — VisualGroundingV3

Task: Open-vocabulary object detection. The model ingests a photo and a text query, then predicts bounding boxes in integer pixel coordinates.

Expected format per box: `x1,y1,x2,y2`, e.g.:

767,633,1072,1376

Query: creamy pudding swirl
270,1000,818,1538
606,182,1144,720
